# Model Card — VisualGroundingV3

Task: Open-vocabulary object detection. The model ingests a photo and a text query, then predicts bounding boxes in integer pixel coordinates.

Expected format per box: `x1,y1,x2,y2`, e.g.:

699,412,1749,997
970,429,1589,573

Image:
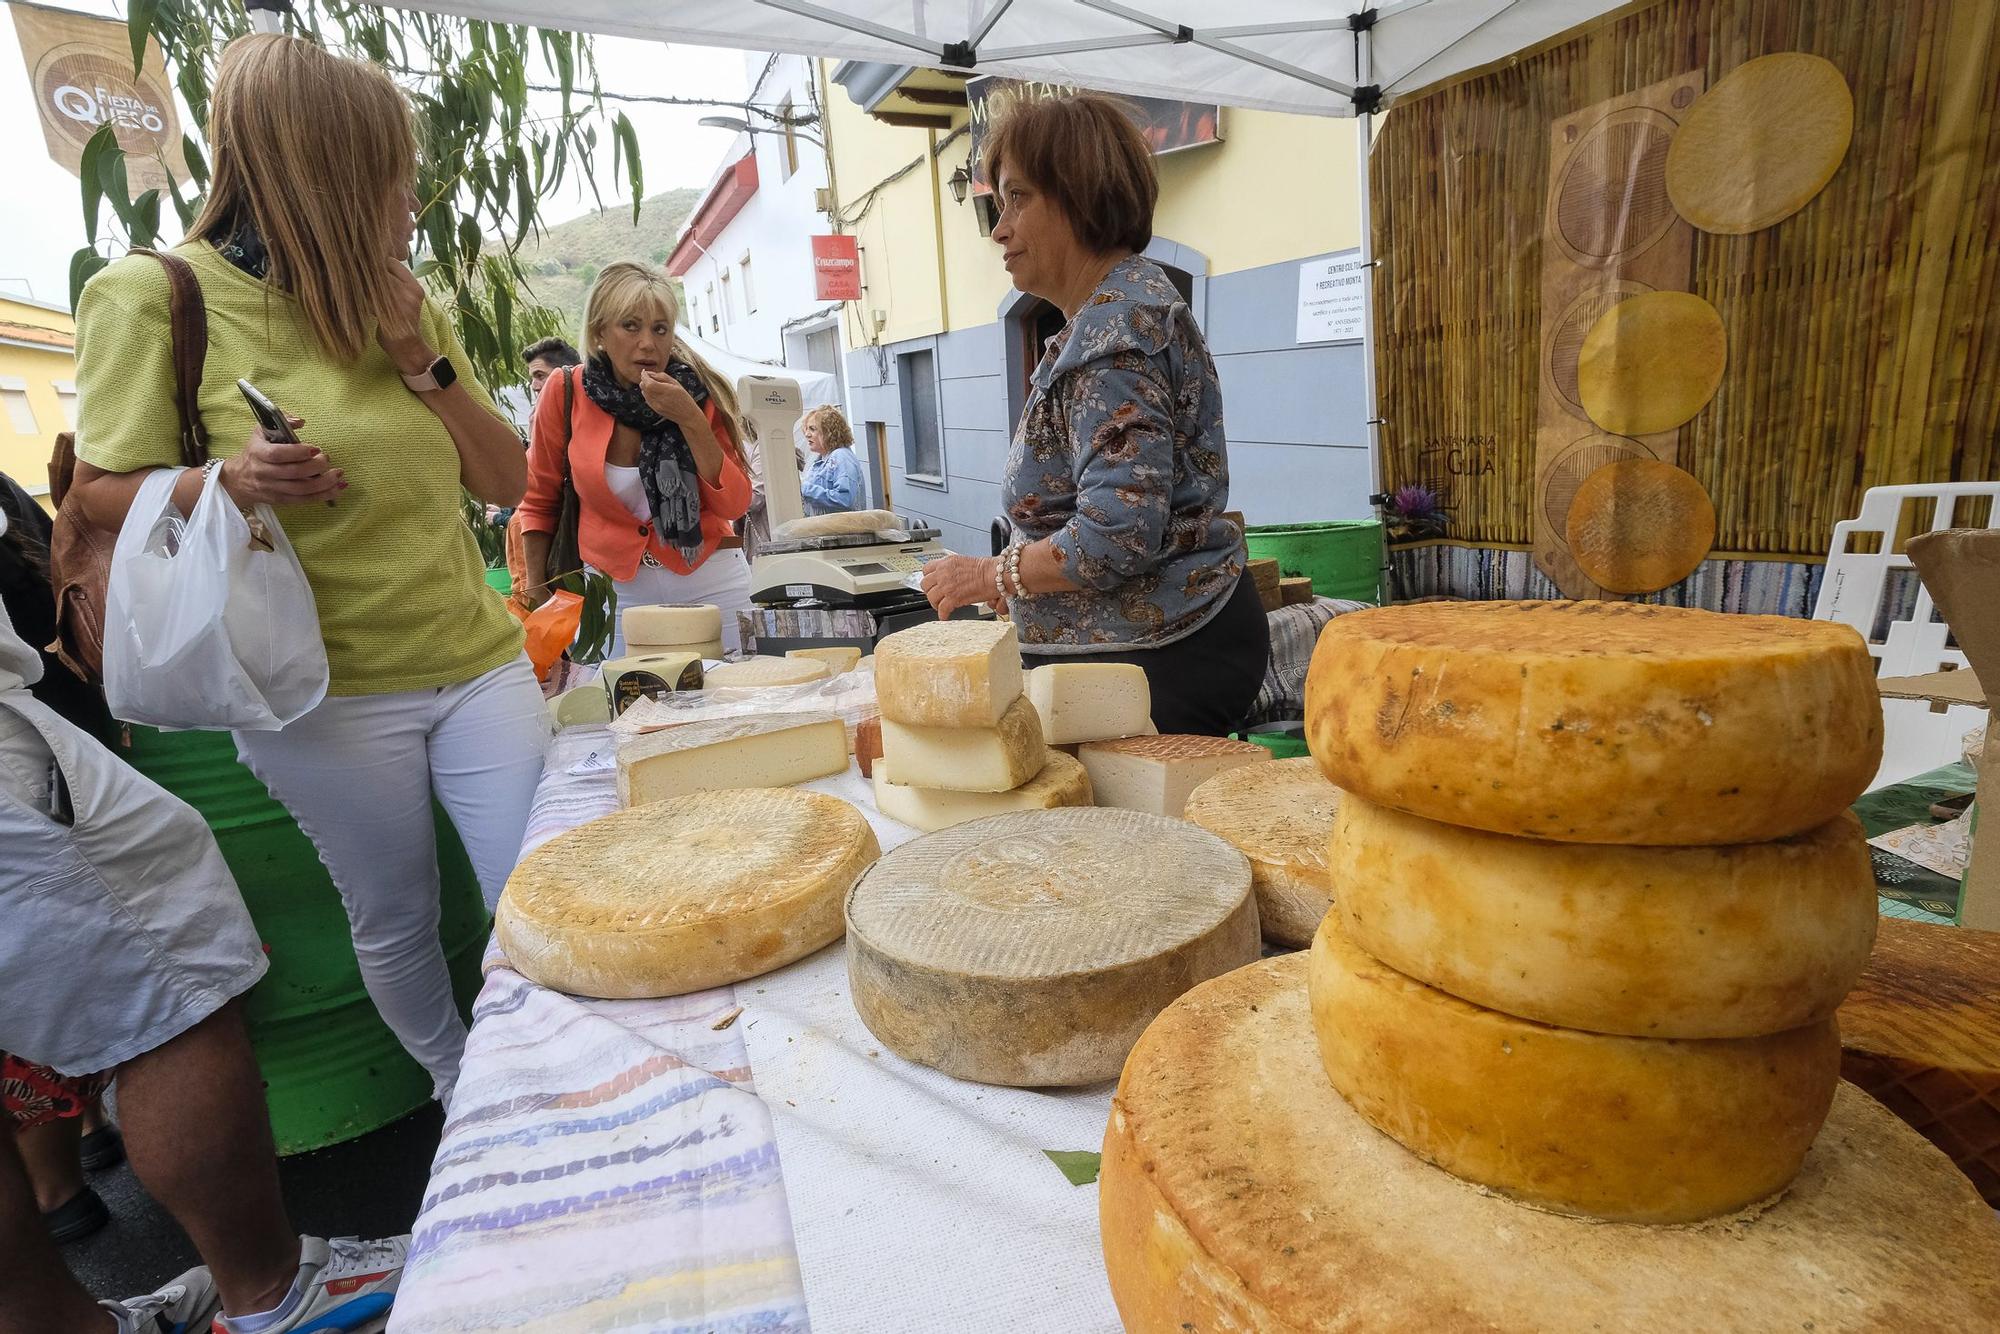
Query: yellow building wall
822,76,949,349
0,297,78,512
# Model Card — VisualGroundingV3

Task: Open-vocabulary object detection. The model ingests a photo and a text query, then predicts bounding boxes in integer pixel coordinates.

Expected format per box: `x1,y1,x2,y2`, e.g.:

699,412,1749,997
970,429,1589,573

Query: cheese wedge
1102,954,2000,1333
1182,756,1341,948
1304,600,1881,844
880,694,1045,792
788,645,864,674
623,602,722,646
1076,733,1268,818
703,655,831,690
874,619,1022,727
1333,795,1877,1038
1024,662,1152,744
600,652,703,716
846,809,1257,1085
870,752,1091,832
616,711,846,808
854,714,883,777
497,789,877,998
1308,918,1839,1223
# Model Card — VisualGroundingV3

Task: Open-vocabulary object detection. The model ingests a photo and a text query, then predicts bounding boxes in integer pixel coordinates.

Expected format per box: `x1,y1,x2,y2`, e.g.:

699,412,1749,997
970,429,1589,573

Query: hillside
512,187,702,339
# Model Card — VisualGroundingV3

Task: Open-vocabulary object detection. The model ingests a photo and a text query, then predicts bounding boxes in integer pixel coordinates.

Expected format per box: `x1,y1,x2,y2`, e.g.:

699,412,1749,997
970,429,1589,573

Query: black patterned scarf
212,206,272,281
581,353,709,563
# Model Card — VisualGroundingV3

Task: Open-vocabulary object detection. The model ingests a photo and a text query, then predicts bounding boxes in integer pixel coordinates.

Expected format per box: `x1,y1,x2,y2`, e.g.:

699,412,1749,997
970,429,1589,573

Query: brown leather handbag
47,249,211,682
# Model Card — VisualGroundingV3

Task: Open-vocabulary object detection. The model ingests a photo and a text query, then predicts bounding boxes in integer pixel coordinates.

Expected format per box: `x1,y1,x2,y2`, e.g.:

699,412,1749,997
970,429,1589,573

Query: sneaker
99,1264,222,1334
215,1234,408,1334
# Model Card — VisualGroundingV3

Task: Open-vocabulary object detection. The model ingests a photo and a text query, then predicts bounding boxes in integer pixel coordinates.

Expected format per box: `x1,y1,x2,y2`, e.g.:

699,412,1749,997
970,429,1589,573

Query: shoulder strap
132,248,210,467
560,364,576,481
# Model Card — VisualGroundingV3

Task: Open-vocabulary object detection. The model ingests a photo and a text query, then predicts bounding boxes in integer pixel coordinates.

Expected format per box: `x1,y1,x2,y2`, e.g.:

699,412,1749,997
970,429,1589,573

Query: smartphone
238,378,337,506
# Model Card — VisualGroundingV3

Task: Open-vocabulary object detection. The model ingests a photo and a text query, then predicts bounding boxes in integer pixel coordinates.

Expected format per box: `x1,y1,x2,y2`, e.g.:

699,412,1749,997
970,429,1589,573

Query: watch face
432,356,458,390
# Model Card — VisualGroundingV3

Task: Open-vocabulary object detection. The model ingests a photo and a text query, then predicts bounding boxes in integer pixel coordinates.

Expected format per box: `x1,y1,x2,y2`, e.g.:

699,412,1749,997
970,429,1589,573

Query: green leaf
613,111,643,222
127,0,160,76
180,133,209,189
80,125,118,244
69,248,109,310
129,189,163,247
1043,1150,1101,1187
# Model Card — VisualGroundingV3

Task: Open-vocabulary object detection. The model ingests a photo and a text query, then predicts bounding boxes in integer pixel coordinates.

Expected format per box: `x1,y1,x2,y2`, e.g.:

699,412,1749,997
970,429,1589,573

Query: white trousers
604,547,755,658
233,655,549,1098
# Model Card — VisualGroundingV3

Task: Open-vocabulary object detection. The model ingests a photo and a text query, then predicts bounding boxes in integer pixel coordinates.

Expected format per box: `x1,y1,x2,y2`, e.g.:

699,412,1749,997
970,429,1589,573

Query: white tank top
603,462,650,523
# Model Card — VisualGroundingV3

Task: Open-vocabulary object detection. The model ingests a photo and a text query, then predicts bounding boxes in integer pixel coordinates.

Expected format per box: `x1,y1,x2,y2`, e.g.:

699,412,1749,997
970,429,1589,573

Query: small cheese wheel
1102,954,2000,1334
497,789,879,999
788,645,863,674
703,655,832,690
1304,600,1881,844
874,619,1022,727
629,637,725,662
1333,795,1877,1038
846,809,1258,1086
1182,756,1341,948
623,602,722,646
870,751,1091,832
880,694,1046,792
1308,919,1839,1223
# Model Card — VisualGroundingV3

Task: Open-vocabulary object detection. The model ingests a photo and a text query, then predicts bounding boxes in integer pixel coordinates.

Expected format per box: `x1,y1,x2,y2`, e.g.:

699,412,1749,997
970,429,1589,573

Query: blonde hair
188,34,418,363
803,405,853,448
582,261,746,465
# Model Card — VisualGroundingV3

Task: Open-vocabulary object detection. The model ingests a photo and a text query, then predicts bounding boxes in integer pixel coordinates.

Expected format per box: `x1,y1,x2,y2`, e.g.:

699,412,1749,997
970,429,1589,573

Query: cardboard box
1878,529,1999,930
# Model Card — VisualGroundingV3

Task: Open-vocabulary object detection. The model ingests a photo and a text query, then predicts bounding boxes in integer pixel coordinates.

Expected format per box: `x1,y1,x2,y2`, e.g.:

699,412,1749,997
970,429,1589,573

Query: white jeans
233,655,549,1098
604,547,755,657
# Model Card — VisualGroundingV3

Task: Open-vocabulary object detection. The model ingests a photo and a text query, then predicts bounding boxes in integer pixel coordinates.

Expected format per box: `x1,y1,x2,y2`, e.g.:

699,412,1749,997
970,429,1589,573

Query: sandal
43,1184,110,1244
79,1124,125,1172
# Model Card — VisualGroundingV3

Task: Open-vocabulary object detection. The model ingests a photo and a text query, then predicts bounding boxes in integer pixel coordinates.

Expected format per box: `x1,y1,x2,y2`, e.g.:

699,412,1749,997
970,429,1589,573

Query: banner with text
965,77,1220,195
8,2,189,192
811,234,862,302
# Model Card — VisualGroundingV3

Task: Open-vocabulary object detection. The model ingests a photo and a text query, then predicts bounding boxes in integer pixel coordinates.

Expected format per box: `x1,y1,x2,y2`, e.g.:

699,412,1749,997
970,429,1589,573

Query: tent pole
1355,30,1383,508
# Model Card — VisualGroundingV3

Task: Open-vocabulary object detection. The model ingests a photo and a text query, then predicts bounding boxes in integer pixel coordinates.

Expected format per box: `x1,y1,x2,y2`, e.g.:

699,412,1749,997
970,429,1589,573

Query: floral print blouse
1002,256,1244,651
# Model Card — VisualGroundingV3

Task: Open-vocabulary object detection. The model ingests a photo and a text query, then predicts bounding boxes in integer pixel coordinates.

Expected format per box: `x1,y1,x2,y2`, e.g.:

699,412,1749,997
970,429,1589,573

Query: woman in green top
68,35,546,1103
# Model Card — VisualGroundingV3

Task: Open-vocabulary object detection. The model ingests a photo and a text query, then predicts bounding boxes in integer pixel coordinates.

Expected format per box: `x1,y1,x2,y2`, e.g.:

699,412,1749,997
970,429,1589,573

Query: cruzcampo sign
8,0,189,192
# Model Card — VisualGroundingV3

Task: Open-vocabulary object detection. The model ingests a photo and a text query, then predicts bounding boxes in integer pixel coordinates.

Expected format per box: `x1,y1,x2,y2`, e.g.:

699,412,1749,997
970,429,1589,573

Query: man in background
522,337,581,398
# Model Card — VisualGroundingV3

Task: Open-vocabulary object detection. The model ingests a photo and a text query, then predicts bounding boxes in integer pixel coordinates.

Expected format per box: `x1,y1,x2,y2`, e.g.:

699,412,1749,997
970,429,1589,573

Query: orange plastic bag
520,589,582,681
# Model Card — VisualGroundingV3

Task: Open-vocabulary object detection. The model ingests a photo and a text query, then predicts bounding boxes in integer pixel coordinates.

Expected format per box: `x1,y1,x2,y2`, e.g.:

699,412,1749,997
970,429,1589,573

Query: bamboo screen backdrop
1372,0,1999,580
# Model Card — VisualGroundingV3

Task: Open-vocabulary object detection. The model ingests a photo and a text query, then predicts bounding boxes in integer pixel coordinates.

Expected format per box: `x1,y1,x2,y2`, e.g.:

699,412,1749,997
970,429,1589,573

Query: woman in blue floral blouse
920,94,1268,734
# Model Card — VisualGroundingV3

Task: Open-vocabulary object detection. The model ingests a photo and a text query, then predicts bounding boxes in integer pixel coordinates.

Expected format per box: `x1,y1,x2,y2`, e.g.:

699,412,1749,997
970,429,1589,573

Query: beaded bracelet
993,552,1009,604
1006,540,1025,598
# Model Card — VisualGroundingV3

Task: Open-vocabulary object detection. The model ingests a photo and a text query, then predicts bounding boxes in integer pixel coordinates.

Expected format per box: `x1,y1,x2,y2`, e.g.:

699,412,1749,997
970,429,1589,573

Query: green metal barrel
1245,521,1385,604
118,725,489,1154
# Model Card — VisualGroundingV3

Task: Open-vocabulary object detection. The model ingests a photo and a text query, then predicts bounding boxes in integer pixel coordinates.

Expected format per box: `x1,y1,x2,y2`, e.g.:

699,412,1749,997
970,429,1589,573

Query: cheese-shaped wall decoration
616,711,846,808
880,695,1046,792
1304,600,1881,844
845,809,1257,1085
1100,954,2000,1333
497,788,879,998
1183,756,1341,948
873,619,1022,727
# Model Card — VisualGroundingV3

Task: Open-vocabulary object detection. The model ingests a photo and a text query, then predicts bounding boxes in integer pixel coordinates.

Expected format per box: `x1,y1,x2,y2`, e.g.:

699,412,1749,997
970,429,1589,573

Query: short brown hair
983,93,1156,255
803,405,854,448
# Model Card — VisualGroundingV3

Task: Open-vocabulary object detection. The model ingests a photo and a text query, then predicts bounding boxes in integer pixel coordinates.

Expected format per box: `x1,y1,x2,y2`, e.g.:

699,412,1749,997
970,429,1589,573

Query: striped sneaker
214,1235,407,1334
99,1264,221,1334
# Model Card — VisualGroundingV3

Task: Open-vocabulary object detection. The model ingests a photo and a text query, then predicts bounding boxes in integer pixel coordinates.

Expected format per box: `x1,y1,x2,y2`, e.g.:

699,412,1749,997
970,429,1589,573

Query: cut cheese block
623,602,722,646
1102,953,2000,1334
702,655,832,690
1303,601,1881,844
1077,733,1268,818
788,645,863,674
854,714,883,778
631,637,725,662
874,619,1022,727
1838,917,2000,1206
1182,756,1341,948
600,652,704,716
845,809,1257,1085
548,683,610,728
870,751,1091,832
496,789,878,999
880,694,1045,792
1333,794,1877,1038
1024,662,1152,744
1280,575,1315,605
616,711,846,808
1308,919,1839,1223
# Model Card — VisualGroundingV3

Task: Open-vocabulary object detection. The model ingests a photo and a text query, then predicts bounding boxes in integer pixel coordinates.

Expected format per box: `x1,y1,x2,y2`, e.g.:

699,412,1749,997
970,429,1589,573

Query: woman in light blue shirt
800,406,864,515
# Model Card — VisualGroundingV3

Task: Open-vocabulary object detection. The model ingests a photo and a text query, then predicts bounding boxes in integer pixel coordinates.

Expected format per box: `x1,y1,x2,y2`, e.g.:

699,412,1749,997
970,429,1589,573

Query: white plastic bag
104,466,328,731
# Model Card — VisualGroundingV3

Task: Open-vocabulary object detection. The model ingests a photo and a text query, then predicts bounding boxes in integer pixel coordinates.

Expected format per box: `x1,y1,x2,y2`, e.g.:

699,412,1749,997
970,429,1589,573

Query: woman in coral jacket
518,262,755,654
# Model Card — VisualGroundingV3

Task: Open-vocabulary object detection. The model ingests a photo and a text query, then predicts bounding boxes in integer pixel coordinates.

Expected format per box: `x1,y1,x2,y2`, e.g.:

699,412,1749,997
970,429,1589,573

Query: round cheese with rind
703,655,832,690
1102,953,2000,1333
1182,756,1340,948
623,602,723,645
1309,919,1839,1223
497,789,878,999
845,809,1258,1086
873,619,1022,727
1333,794,1877,1038
1304,600,1881,844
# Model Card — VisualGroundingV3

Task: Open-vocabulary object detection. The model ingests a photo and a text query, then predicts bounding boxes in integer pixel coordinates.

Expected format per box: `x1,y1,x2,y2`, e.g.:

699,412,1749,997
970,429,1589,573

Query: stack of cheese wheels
624,602,726,661
869,620,1091,831
1098,601,2000,1331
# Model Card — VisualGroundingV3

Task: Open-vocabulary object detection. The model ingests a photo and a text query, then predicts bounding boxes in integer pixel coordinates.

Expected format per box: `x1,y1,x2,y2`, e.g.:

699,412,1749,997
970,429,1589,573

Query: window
0,377,37,436
740,252,756,314
52,379,78,430
868,421,890,509
897,349,943,484
720,268,734,320
779,97,800,181
706,283,720,334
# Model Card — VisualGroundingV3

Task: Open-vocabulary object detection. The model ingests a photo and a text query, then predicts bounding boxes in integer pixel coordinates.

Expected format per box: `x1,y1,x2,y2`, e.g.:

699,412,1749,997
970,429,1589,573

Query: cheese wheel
869,751,1091,832
629,637,725,662
880,694,1046,792
1308,919,1838,1223
1304,601,1881,844
548,683,610,728
1102,954,2000,1334
497,789,879,998
1076,733,1269,818
787,645,863,674
1333,795,1877,1038
622,602,723,646
617,712,847,808
874,619,1022,727
1182,756,1340,948
703,655,832,690
845,809,1258,1086
600,652,703,716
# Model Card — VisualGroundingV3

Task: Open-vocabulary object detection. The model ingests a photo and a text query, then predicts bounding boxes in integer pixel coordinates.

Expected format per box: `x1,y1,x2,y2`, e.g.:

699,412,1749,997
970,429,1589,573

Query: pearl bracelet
993,552,1008,604
1006,540,1025,598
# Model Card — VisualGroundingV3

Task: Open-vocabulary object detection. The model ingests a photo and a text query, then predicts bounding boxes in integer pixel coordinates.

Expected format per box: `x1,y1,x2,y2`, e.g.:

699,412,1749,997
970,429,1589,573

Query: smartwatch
400,355,458,394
